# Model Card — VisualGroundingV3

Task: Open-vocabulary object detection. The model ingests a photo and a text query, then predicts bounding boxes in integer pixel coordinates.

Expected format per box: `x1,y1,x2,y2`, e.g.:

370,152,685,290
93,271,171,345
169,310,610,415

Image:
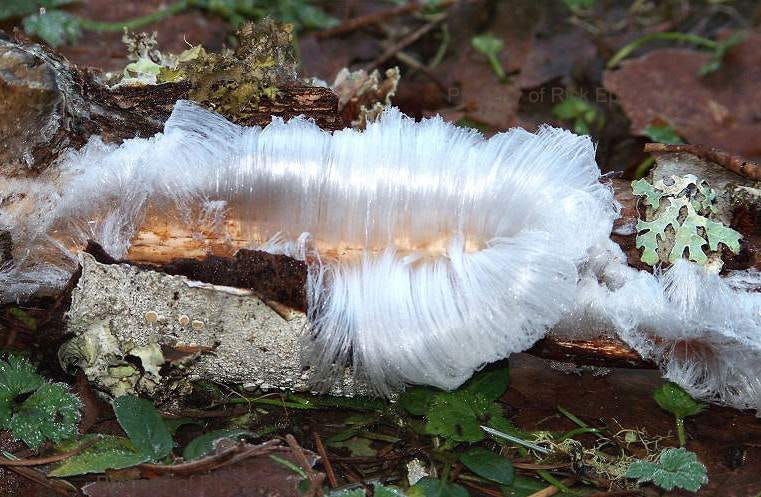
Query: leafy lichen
632,175,742,267
111,19,298,124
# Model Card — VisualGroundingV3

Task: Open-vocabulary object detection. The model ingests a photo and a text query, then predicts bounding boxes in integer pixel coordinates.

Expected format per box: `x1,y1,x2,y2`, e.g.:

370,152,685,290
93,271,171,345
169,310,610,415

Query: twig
366,18,444,71
286,434,324,497
315,2,423,39
6,465,79,496
393,51,449,93
644,142,761,181
0,438,97,466
313,431,338,488
526,478,577,497
138,440,281,477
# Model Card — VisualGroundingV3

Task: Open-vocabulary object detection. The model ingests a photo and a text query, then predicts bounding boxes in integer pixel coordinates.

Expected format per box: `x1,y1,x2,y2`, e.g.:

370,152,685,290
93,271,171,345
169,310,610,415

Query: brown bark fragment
0,33,345,177
644,142,761,182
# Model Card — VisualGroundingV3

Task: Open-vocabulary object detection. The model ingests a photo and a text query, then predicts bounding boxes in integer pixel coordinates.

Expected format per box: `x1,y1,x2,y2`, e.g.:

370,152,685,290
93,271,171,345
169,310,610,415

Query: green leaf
8,383,80,448
562,0,595,11
654,383,705,419
0,356,80,449
0,356,44,405
7,307,37,330
398,386,439,416
373,485,408,497
425,392,507,442
182,428,252,460
163,417,202,436
625,447,708,492
329,436,377,457
410,478,470,497
22,10,82,46
471,33,506,81
461,365,510,401
642,124,684,145
459,447,514,485
112,395,173,461
552,96,592,120
552,97,600,135
49,435,148,477
327,490,366,497
0,0,76,21
500,476,547,497
472,34,504,58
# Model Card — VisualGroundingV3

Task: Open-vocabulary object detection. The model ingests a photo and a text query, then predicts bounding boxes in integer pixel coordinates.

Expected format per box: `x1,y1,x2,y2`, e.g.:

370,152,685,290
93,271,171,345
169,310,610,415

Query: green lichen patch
632,175,742,267
111,19,298,123
180,19,297,121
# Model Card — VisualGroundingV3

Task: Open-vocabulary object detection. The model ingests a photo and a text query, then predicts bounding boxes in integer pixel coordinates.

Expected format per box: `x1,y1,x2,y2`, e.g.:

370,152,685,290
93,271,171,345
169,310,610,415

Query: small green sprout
642,124,684,145
653,383,705,447
471,34,506,82
634,124,684,178
626,447,708,492
608,31,747,77
552,96,602,135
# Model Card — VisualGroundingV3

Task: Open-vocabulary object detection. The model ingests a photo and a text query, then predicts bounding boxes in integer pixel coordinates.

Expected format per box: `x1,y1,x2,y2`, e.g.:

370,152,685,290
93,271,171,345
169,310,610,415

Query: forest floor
1,0,760,496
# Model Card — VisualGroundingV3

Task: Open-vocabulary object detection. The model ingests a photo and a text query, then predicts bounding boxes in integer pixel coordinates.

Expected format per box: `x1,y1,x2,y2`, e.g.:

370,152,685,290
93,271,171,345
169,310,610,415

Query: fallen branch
312,431,338,488
286,434,324,497
366,18,444,71
644,142,761,181
136,440,282,477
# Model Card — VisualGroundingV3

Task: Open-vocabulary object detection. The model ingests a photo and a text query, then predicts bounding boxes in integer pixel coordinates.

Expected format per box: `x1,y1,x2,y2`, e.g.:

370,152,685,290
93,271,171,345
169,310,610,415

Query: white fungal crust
2,101,760,408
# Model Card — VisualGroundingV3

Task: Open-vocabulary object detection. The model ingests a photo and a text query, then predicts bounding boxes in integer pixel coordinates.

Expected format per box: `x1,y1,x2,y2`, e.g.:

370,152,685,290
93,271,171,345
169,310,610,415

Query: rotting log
3,34,760,397
0,32,345,177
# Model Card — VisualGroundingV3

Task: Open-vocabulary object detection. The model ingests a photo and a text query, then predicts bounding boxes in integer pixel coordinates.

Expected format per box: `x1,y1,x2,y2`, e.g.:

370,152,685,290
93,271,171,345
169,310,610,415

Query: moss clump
180,18,298,121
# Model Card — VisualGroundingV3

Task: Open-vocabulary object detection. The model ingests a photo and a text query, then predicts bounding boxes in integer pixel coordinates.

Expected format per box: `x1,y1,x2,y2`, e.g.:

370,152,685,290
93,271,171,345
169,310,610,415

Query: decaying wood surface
0,32,344,177
645,142,761,182
4,34,759,377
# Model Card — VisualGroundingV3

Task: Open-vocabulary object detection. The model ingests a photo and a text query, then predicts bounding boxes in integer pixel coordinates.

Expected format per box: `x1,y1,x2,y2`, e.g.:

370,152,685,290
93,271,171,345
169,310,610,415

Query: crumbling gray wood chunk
61,253,367,398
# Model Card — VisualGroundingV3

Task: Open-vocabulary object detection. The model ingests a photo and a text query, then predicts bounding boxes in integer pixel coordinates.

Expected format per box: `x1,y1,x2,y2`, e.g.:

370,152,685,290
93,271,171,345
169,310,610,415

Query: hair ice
2,101,760,408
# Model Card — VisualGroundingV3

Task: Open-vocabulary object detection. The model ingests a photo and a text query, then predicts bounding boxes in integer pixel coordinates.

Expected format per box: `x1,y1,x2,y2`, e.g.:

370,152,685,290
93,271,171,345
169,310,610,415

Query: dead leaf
603,31,761,159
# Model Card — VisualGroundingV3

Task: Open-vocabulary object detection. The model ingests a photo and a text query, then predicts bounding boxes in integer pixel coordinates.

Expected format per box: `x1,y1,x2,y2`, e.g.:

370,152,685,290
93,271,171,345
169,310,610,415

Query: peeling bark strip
645,142,761,182
88,242,308,313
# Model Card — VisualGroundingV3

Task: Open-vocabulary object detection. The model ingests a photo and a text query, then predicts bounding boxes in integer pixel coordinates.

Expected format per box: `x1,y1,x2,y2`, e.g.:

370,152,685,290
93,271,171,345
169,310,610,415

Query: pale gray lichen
632,175,742,268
